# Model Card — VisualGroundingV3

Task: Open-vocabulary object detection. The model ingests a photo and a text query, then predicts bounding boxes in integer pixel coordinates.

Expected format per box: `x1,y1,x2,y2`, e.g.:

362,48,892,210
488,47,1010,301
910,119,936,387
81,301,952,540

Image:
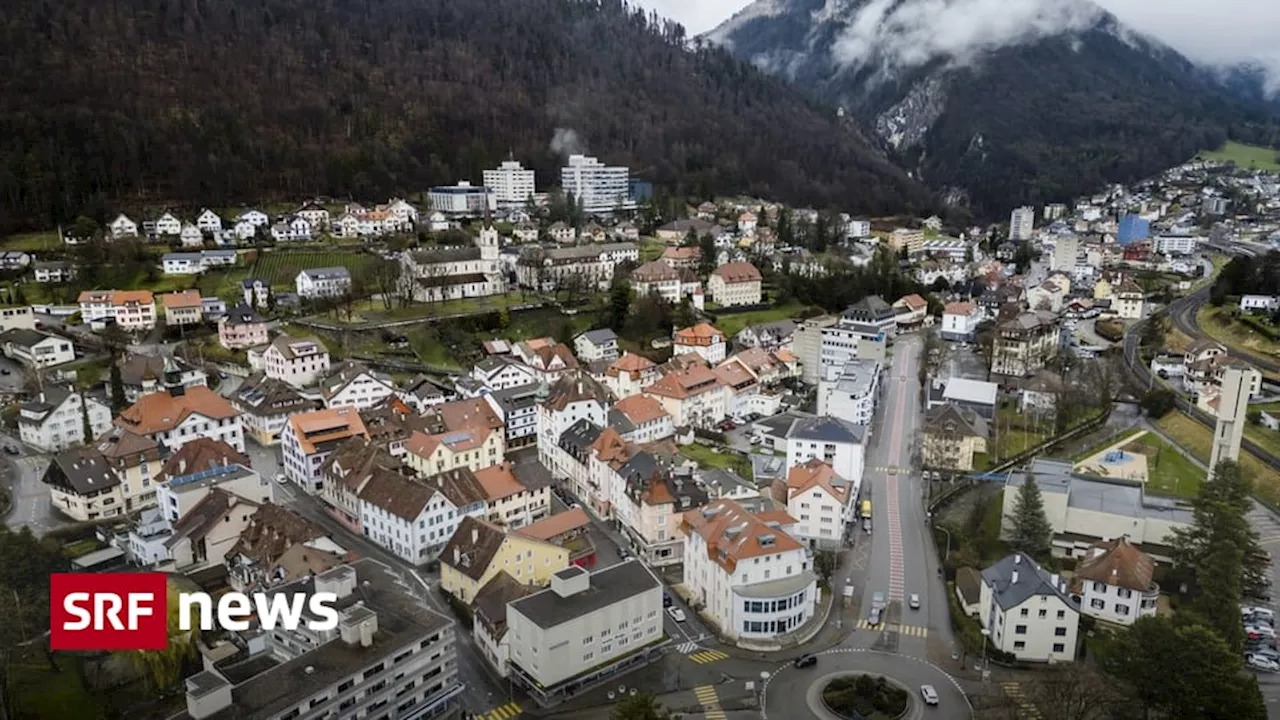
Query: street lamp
980,628,990,683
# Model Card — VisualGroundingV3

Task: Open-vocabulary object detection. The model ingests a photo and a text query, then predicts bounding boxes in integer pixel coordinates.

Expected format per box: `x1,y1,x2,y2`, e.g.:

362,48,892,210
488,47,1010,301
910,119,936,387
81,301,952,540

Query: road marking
694,685,727,720
482,702,522,719
854,620,928,637
882,344,911,603
676,641,700,653
688,650,729,665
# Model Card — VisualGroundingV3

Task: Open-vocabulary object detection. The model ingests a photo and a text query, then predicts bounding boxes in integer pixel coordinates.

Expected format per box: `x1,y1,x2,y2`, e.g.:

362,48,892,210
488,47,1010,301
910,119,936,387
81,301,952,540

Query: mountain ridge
0,0,936,234
708,0,1280,215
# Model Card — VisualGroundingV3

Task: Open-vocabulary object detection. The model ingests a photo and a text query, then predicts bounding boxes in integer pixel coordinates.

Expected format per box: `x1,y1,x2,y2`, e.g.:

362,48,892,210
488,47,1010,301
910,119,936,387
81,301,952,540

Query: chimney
471,527,479,545
1011,570,1019,585
453,547,460,565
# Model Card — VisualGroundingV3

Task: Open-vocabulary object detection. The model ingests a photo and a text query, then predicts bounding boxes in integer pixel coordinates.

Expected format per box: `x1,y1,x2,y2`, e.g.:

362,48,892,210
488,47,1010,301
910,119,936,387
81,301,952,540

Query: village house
260,335,331,388
673,323,727,365
20,385,112,453
604,352,659,399
231,373,320,446
218,303,270,350
281,407,369,493
161,290,204,327
295,267,352,299
708,262,763,307
115,384,244,455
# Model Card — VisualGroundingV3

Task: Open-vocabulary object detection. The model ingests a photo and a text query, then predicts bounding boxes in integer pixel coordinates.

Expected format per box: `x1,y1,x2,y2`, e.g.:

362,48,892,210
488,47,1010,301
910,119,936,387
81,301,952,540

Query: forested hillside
0,0,935,233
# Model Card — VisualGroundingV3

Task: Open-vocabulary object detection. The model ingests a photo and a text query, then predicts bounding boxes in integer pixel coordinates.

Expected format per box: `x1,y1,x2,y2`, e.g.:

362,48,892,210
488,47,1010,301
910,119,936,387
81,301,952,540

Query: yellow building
439,515,569,603
404,426,505,478
922,403,990,472
96,426,165,513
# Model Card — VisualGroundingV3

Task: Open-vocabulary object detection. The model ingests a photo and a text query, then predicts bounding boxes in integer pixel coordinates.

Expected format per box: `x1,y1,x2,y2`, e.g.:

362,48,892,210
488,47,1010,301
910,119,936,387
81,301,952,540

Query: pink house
218,303,270,350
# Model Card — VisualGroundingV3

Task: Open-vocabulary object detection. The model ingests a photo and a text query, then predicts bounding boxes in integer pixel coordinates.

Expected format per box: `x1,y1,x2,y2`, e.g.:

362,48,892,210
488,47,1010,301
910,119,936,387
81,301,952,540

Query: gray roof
509,560,659,630
222,303,265,327
700,467,755,497
943,378,998,406
413,246,482,264
1006,459,1194,525
162,252,204,261
738,319,796,341
824,357,878,395
577,328,618,345
788,415,865,444
0,328,57,349
980,553,1077,611
753,411,809,440
843,295,896,322
607,409,636,436
20,384,72,419
299,267,351,281
558,419,603,455
45,446,120,495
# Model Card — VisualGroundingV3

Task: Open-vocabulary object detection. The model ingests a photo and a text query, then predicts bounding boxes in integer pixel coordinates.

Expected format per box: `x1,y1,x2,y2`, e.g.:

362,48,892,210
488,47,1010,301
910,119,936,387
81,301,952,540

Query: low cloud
550,128,586,157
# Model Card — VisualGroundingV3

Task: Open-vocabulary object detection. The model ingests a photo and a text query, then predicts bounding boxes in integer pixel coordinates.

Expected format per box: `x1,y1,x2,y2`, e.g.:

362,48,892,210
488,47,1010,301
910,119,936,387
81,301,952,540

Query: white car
920,685,939,705
1247,624,1277,638
275,473,288,484
1248,654,1280,672
909,594,921,610
666,606,686,623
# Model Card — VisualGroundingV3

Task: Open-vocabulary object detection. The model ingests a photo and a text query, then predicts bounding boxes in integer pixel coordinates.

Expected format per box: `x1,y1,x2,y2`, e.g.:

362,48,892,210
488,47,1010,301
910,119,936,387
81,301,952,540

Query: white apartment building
785,415,865,491
473,356,538,391
1052,235,1079,274
295,267,352,299
784,460,854,550
537,375,611,471
428,181,495,217
574,329,619,363
980,553,1080,662
1153,233,1198,256
282,407,368,493
681,499,818,642
708,263,763,307
42,446,126,522
1010,206,1035,241
177,560,463,720
114,387,245,454
0,306,35,332
0,329,75,369
261,336,331,388
816,358,879,425
644,364,726,430
506,562,663,693
483,160,537,208
673,323,727,365
78,290,157,331
941,301,981,342
605,353,659,400
1071,537,1159,626
611,395,675,445
561,154,634,214
1241,295,1280,314
20,386,112,452
321,362,398,410
357,470,449,564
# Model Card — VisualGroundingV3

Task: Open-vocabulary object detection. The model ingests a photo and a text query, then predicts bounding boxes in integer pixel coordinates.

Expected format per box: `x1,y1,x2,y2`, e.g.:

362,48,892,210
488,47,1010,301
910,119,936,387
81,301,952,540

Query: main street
857,334,957,660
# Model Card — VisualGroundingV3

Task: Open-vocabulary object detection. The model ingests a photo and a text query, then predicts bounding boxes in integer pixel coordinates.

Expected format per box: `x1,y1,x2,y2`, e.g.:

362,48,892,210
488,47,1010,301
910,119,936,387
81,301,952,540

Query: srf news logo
50,573,340,651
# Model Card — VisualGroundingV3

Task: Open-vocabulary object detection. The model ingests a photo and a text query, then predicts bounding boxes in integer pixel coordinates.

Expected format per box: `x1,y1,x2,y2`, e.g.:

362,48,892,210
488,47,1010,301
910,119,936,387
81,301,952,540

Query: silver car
920,685,939,705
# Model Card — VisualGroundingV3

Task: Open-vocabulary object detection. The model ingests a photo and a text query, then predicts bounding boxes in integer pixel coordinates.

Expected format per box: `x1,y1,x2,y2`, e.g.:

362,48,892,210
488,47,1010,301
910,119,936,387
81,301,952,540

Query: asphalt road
761,649,971,719
0,431,64,534
857,335,957,661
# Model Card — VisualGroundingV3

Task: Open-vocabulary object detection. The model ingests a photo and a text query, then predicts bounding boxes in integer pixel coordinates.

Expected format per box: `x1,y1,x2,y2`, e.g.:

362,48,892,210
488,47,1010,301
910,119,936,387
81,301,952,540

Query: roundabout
761,648,972,720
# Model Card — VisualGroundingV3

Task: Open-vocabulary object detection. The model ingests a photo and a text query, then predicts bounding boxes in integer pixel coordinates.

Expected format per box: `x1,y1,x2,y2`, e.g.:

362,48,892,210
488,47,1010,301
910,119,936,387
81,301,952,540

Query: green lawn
407,330,463,370
1155,411,1280,504
251,250,388,290
639,237,665,262
196,266,254,303
1196,305,1280,366
1125,433,1205,498
356,291,531,323
6,658,98,719
710,301,811,339
992,405,1054,460
1197,141,1280,172
680,443,754,480
0,231,61,252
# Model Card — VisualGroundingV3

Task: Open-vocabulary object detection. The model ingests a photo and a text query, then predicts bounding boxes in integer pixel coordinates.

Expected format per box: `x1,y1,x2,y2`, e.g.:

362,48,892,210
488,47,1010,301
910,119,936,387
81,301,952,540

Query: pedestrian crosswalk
854,619,929,637
872,465,911,475
480,702,522,720
694,685,727,720
1001,682,1041,719
676,641,700,653
688,649,730,665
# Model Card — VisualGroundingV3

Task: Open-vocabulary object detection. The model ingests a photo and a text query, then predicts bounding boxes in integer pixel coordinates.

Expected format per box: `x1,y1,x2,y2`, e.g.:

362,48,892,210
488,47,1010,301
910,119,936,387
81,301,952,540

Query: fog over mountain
639,0,1280,91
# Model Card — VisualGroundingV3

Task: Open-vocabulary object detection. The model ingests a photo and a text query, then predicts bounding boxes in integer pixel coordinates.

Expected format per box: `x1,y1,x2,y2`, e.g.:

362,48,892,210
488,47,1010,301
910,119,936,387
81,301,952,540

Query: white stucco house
979,553,1080,663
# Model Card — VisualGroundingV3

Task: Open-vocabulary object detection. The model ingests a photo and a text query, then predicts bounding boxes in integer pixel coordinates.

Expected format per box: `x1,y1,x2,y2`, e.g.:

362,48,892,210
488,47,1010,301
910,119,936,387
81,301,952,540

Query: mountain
708,0,1280,216
0,0,935,235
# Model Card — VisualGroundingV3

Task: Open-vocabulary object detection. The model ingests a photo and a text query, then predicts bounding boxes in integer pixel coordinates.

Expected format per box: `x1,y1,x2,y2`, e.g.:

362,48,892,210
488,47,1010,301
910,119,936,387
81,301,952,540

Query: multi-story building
991,311,1060,377
643,363,726,429
1113,278,1145,321
816,358,879,424
295,267,352,299
1009,206,1035,241
574,329,619,363
231,373,320,446
561,154,634,214
78,290,157,331
19,385,112,452
673,323,727,365
261,335,331,388
404,425,505,477
782,460,854,549
485,384,540,449
217,303,269,350
0,305,35,332
161,290,204,327
1070,537,1158,626
281,407,369,493
357,467,482,564
439,515,569,603
484,160,537,208
1153,233,1197,256
0,328,75,369
475,461,553,530
1209,365,1256,473
505,562,664,704
922,403,990,472
472,356,537,392
175,560,463,720
118,354,207,403
1052,235,1079,273
708,262,763,307
428,180,495,217
610,394,674,444
604,352,659,399
115,384,243,454
681,498,817,642
95,427,165,513
42,446,126,522
785,415,865,490
794,315,838,385
979,553,1080,662
630,260,683,303
516,243,638,292
321,361,398,410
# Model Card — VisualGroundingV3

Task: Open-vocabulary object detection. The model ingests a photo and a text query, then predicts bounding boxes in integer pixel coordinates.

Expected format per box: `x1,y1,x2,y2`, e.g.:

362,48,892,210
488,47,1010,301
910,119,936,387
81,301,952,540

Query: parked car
3,446,17,456
1248,654,1280,672
0,369,9,375
872,591,886,609
793,654,818,669
1244,607,1275,624
666,607,686,623
275,473,288,484
909,594,920,610
663,593,673,608
863,519,872,533
868,607,882,625
920,685,939,705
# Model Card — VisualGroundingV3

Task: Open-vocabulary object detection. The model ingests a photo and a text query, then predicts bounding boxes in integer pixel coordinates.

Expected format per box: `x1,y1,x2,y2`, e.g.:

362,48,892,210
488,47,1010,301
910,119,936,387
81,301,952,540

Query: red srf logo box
50,573,169,651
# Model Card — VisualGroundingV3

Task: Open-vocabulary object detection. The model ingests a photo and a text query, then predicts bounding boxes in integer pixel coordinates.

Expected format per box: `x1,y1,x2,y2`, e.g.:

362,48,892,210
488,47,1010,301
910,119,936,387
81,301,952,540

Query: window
1090,598,1105,610
1116,604,1130,616
1020,608,1029,617
582,652,594,662
1054,627,1067,636
1056,610,1066,619
1013,641,1026,650
1038,609,1047,618
1052,643,1066,653
1014,625,1027,635
582,636,593,645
